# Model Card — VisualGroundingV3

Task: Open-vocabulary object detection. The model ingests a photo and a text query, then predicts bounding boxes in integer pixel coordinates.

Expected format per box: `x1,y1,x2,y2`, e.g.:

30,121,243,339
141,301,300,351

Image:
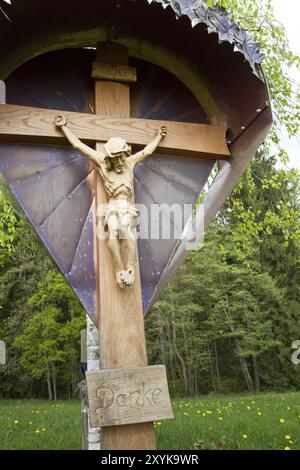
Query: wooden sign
86,365,173,428
0,340,6,365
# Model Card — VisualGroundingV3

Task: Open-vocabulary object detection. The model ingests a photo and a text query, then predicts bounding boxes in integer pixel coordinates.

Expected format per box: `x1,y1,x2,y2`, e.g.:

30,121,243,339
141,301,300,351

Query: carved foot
116,268,135,288
116,270,126,288
123,267,135,288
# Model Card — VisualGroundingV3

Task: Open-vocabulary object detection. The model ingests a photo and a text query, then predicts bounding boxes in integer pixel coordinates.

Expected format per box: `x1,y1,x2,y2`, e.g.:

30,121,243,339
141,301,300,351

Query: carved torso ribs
98,160,134,200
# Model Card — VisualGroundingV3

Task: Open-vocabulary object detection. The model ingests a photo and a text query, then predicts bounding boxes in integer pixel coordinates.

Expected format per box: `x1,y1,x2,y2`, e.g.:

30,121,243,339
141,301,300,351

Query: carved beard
106,153,129,172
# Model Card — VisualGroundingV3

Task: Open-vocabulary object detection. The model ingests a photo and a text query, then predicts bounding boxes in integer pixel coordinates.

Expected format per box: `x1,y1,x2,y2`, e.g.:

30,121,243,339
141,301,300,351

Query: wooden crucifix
0,42,230,450
54,114,167,289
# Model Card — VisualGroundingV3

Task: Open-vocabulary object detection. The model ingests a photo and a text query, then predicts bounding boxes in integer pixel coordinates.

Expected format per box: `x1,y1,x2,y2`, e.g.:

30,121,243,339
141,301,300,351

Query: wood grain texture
86,366,173,427
93,42,156,450
0,104,230,159
92,62,137,83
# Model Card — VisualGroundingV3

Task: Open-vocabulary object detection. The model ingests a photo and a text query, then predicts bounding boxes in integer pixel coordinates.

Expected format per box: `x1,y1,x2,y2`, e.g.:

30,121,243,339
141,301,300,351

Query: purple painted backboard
0,49,214,322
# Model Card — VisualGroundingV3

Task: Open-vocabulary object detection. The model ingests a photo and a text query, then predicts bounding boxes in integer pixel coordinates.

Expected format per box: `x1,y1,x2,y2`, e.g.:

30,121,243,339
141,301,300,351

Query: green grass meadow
0,392,299,450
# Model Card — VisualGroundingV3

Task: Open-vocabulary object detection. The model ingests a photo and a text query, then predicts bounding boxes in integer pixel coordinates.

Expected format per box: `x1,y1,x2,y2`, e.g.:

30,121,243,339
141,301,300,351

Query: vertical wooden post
93,42,156,450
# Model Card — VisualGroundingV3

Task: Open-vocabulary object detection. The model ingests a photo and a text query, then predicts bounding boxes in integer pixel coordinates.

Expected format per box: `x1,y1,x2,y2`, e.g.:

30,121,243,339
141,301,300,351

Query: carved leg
124,237,136,286
107,215,126,288
121,215,137,287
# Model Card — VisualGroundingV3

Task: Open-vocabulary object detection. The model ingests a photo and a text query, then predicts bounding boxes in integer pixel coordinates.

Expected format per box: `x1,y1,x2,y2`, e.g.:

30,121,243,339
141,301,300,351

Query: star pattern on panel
0,50,215,322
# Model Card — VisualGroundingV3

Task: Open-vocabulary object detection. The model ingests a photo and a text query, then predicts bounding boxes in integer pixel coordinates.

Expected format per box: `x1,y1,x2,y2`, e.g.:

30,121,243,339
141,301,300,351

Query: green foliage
13,272,85,399
147,153,300,395
220,152,300,264
0,186,85,399
0,392,299,450
211,0,300,146
14,306,66,380
1,0,300,400
0,191,20,254
0,400,81,450
156,392,300,450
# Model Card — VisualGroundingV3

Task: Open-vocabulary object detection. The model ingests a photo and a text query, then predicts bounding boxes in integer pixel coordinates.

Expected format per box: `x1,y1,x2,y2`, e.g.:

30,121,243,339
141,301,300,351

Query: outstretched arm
128,125,167,166
55,114,104,164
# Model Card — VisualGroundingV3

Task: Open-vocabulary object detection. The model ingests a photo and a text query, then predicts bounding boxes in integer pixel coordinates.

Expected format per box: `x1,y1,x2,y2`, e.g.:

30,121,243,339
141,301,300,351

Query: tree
14,272,85,400
146,229,285,395
211,0,300,143
14,306,65,401
0,180,86,399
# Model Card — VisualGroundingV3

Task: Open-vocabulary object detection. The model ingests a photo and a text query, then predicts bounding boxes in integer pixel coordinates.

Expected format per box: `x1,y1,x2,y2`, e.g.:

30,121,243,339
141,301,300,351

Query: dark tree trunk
172,321,189,396
223,300,254,392
53,374,57,401
233,336,254,392
213,339,221,389
252,355,260,392
47,370,53,401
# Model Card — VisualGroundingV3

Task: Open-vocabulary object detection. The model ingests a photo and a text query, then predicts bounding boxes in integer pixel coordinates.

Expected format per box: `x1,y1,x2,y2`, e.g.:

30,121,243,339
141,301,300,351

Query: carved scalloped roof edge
139,0,265,80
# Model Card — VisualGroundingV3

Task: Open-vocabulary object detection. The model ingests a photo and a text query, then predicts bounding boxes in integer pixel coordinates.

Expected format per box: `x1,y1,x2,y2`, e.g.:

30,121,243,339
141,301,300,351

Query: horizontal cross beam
0,104,230,159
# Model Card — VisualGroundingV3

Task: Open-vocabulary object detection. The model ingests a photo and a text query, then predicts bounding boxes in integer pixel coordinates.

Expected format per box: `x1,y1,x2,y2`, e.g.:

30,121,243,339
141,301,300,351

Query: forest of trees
0,149,299,399
146,152,300,396
0,0,300,399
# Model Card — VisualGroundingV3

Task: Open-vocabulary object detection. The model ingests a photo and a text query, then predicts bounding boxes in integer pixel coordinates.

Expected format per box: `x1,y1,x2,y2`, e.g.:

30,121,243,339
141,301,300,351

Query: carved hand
55,114,67,128
159,125,167,138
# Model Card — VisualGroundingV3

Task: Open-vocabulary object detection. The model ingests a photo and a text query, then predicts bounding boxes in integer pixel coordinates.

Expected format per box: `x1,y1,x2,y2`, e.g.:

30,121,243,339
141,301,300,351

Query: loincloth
99,199,139,231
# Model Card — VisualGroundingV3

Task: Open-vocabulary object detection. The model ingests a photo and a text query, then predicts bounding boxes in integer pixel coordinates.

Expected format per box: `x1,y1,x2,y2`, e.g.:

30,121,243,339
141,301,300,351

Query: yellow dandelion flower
285,435,292,440
35,430,40,434
206,410,212,414
218,417,223,421
257,412,262,416
183,412,189,416
29,421,32,425
246,406,251,410
42,428,46,432
202,413,206,416
279,418,285,423
14,420,19,425
243,434,248,439
284,447,291,451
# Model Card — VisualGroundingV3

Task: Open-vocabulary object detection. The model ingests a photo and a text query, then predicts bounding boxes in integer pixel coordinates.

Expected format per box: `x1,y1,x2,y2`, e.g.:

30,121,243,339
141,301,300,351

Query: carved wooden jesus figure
55,114,167,288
